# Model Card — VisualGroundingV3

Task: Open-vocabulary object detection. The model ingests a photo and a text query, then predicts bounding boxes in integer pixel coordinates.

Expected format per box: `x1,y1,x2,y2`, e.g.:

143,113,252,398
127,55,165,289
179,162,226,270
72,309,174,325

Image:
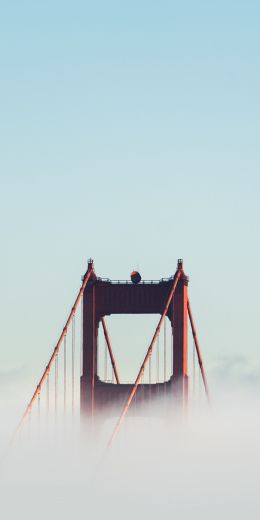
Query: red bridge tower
81,259,190,420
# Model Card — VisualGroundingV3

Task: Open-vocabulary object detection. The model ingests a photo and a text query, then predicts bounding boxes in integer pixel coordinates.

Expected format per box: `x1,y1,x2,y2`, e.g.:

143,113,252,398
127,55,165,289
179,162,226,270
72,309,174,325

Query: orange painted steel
187,299,210,401
107,269,182,447
101,318,120,384
15,267,94,435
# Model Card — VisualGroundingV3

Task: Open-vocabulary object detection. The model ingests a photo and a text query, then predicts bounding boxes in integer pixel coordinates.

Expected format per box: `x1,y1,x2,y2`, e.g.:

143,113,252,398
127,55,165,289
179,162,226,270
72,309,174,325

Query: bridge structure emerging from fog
15,259,209,446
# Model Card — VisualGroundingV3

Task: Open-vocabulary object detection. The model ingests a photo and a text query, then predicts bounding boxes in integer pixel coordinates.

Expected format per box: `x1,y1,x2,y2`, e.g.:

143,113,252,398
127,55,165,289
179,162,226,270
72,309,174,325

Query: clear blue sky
1,1,260,403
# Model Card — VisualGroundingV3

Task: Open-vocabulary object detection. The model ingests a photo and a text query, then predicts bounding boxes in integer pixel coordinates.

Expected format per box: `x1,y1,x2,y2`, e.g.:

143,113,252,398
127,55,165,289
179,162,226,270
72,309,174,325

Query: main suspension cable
13,267,94,439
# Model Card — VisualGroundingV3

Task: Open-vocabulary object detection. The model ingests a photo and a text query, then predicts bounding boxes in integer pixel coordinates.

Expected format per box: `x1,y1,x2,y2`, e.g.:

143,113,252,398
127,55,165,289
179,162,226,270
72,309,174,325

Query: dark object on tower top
131,271,142,284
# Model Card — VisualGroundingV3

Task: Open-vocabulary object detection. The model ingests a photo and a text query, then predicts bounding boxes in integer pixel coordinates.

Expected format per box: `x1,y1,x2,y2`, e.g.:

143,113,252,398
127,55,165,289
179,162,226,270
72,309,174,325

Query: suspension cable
193,338,196,396
157,335,160,395
164,319,166,384
149,353,151,398
187,299,210,402
164,319,167,397
80,297,83,377
199,367,202,400
72,314,75,414
171,298,174,377
141,372,144,401
14,267,94,437
28,409,31,437
96,328,99,382
64,335,67,412
55,354,58,418
171,328,173,378
104,336,108,381
46,372,49,416
157,335,160,383
37,392,41,427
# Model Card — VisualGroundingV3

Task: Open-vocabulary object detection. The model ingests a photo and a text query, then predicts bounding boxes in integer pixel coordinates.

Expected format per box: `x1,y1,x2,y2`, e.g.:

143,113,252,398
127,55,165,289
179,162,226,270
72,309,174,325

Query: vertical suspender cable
171,298,174,378
157,336,160,383
55,354,58,418
164,319,166,384
104,336,108,381
38,392,40,428
193,339,196,396
112,363,115,384
28,409,31,439
64,336,67,412
157,335,160,395
46,372,49,417
171,332,173,378
96,330,99,381
57,354,59,413
149,353,151,398
72,314,75,414
141,372,144,401
80,298,83,377
199,367,201,401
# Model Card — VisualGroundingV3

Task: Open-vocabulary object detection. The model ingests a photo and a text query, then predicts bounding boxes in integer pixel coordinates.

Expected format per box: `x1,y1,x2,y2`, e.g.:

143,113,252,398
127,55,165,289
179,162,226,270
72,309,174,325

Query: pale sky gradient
1,1,260,407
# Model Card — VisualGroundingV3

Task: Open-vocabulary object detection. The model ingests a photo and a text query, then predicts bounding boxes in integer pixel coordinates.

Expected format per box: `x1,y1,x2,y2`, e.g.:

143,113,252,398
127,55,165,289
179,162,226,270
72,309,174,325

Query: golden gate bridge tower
15,259,209,446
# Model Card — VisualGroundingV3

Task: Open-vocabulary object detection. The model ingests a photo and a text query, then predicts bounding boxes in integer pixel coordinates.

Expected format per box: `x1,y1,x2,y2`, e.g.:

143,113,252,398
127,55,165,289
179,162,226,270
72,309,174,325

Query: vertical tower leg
172,261,189,404
80,280,97,419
